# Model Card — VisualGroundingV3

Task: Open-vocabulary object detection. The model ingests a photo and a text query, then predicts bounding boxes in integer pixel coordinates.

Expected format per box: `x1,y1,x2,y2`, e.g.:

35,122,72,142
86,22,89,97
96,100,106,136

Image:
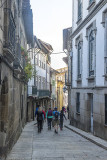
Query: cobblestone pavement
6,121,107,160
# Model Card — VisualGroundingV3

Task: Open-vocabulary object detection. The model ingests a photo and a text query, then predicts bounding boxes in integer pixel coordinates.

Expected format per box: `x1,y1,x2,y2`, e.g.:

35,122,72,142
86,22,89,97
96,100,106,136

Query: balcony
32,86,37,95
38,90,51,98
28,86,37,96
3,8,16,63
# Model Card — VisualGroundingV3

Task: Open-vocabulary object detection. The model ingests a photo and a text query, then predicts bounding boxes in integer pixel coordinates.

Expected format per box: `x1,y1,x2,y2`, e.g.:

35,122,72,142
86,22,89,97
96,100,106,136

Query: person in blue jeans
60,109,67,130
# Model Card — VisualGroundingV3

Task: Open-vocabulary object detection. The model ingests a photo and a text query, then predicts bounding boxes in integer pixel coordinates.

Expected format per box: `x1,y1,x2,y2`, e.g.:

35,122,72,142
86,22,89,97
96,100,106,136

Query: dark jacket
37,111,43,121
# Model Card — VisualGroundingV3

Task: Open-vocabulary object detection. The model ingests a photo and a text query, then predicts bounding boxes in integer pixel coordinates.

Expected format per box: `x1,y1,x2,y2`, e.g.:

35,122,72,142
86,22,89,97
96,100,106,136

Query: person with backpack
60,109,67,130
46,107,53,130
53,107,60,133
42,108,46,129
36,107,44,133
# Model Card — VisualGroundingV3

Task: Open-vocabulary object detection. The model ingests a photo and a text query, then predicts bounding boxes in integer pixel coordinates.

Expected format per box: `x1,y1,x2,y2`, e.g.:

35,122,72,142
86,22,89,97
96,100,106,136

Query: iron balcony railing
38,90,51,97
4,8,16,55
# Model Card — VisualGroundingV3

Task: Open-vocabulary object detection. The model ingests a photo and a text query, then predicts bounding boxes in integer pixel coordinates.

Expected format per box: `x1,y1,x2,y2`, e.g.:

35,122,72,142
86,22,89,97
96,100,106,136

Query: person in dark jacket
37,107,44,133
60,109,67,130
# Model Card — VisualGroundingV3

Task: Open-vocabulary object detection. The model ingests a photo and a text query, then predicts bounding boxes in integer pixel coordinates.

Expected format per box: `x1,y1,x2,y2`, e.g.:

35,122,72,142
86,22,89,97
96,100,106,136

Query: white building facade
28,37,52,119
71,0,107,140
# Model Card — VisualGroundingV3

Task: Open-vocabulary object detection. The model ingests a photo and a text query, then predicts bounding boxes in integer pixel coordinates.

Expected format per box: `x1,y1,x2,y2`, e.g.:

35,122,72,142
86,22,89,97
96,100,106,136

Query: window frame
78,0,82,20
77,42,82,79
89,30,95,77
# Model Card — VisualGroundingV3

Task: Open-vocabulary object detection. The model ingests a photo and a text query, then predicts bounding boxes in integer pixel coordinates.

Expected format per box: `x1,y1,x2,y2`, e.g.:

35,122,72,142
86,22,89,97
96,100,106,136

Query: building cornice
71,0,107,39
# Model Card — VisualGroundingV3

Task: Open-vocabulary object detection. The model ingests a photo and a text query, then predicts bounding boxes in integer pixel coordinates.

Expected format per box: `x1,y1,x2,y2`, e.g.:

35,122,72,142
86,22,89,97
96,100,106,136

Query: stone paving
6,120,107,160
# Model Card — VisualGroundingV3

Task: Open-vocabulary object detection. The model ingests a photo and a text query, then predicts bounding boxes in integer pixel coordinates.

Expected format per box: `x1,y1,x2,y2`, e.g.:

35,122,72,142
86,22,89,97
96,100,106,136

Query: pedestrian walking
35,104,40,118
34,104,40,125
53,107,60,134
60,110,67,130
67,105,69,119
46,107,53,130
37,107,44,133
42,108,46,129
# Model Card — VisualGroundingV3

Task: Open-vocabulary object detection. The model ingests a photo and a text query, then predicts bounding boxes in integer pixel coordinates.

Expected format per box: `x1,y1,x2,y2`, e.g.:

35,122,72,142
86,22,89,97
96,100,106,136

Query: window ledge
76,17,82,25
87,76,95,81
87,1,95,11
76,112,80,115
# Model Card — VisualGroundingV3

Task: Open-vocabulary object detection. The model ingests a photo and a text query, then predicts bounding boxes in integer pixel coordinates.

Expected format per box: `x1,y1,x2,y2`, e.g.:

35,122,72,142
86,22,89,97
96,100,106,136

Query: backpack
47,110,52,117
55,111,58,120
37,111,43,121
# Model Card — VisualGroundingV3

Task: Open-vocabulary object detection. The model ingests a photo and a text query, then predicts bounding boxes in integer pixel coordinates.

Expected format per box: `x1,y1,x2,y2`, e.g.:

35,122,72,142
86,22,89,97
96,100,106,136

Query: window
89,31,95,76
78,0,82,20
89,0,94,5
76,93,80,113
35,58,38,65
105,95,107,125
77,42,82,79
39,76,41,89
36,76,38,87
44,78,46,89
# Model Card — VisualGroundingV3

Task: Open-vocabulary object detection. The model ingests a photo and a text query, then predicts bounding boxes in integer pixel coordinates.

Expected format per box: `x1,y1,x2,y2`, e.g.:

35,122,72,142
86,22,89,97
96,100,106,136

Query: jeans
48,118,52,130
38,120,42,132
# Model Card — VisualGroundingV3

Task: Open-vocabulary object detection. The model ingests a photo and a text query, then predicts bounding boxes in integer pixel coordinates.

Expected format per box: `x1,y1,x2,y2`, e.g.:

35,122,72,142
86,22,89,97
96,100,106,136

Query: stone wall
0,62,27,158
70,88,107,140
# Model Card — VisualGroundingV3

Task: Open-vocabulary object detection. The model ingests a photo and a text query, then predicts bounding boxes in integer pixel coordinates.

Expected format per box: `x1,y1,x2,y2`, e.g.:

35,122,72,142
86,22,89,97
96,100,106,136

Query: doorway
88,93,93,133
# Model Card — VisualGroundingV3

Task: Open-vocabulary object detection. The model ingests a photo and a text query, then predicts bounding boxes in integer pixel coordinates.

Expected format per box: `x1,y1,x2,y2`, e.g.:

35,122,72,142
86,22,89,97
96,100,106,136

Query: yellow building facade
56,67,68,111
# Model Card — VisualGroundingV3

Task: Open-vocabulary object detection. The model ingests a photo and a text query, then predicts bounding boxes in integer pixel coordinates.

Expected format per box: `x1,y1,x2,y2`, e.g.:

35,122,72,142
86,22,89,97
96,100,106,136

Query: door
90,94,93,133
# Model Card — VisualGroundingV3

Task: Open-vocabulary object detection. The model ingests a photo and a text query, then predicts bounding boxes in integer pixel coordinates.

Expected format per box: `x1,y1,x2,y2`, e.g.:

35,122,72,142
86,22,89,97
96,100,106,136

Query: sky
30,0,72,69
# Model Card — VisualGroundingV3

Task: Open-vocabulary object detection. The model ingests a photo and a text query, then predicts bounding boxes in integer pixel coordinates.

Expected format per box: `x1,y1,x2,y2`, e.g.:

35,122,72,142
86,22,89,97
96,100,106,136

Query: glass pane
78,42,82,78
89,31,95,76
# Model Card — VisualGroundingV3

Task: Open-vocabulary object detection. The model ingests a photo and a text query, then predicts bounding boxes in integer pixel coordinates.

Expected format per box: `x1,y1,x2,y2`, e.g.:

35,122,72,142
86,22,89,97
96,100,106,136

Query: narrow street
6,121,107,160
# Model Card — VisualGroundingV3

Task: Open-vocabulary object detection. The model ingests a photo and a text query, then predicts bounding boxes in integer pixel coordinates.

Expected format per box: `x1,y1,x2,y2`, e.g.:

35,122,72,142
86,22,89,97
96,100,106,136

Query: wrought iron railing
4,8,16,55
38,90,51,97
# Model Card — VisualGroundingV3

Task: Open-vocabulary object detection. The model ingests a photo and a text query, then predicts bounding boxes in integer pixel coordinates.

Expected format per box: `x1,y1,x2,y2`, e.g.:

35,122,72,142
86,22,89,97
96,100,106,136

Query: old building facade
27,36,53,120
56,67,68,111
69,0,107,140
50,68,58,110
0,0,33,157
